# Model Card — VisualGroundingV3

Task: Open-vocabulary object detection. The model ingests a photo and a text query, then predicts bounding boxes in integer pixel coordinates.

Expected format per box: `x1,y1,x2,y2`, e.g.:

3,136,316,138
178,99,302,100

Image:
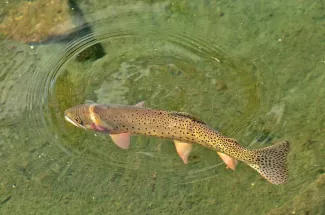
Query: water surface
0,0,325,214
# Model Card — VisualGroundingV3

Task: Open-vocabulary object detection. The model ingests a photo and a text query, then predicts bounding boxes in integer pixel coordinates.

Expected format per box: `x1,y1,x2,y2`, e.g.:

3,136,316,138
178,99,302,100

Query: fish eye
74,117,83,125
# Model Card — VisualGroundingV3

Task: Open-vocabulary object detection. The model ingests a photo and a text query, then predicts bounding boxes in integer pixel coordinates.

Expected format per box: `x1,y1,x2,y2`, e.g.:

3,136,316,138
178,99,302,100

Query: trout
64,101,290,184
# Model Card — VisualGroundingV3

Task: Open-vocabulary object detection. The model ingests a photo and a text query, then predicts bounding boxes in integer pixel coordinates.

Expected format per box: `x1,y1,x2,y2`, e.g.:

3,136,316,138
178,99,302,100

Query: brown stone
0,0,74,43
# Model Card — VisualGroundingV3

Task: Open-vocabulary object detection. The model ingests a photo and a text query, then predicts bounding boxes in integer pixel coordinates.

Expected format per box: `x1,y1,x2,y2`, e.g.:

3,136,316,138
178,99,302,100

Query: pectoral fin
110,133,131,149
174,140,193,164
217,152,238,170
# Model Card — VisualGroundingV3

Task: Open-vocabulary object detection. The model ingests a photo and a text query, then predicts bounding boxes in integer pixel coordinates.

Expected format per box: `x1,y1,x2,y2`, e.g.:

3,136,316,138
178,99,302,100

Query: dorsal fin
168,112,206,124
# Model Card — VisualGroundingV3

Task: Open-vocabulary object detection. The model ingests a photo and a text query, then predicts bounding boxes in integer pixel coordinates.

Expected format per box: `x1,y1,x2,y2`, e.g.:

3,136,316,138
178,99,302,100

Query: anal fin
217,152,238,170
174,140,193,164
110,133,131,149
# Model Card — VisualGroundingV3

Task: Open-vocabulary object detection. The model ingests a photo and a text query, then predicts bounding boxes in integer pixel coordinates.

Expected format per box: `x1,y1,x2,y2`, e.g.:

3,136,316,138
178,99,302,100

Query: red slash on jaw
91,123,108,132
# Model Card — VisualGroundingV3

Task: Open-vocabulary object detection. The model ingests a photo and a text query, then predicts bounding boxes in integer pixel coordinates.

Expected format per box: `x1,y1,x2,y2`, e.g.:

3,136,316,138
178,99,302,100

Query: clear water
1,0,325,214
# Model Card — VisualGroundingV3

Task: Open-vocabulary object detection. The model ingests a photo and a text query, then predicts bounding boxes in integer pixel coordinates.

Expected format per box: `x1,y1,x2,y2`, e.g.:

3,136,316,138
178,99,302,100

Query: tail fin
247,141,290,185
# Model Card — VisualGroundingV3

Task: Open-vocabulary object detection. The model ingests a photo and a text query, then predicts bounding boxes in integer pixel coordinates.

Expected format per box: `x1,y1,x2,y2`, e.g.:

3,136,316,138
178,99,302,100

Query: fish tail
246,141,290,185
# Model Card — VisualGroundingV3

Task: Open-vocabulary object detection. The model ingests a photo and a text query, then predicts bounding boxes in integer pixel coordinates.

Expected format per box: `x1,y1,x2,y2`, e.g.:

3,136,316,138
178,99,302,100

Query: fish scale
64,102,290,185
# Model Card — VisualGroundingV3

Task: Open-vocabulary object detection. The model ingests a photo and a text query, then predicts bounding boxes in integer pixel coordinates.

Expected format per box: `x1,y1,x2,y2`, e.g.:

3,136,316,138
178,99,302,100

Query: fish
64,101,290,185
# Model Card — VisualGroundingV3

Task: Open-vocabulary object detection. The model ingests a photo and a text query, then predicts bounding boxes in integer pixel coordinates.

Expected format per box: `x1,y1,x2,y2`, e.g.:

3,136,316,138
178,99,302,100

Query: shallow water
0,0,325,214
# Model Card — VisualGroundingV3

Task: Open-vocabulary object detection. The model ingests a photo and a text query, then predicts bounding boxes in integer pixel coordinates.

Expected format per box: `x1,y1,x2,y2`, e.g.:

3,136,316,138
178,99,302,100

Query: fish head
64,104,96,130
64,104,112,132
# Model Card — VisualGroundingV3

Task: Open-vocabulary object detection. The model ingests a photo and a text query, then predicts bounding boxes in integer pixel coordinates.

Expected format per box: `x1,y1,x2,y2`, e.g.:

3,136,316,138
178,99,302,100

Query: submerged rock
0,0,74,43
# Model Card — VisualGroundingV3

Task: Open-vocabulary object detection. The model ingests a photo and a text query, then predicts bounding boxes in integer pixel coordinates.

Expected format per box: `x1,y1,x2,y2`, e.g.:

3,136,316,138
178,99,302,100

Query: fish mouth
64,115,77,126
64,115,86,129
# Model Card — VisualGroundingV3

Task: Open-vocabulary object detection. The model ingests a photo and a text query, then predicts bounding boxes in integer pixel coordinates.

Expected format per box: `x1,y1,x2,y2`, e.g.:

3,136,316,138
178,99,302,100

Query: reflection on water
0,0,325,214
